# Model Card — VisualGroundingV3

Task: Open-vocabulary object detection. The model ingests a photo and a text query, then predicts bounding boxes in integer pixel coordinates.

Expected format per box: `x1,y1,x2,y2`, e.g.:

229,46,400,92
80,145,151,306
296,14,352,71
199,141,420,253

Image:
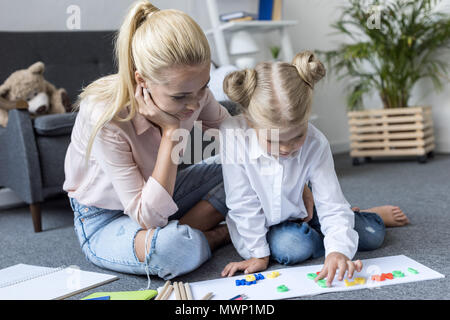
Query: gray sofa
0,31,237,232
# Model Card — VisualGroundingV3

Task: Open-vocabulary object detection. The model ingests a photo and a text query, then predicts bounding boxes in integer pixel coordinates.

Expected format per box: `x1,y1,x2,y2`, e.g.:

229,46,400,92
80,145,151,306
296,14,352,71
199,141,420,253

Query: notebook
0,264,118,300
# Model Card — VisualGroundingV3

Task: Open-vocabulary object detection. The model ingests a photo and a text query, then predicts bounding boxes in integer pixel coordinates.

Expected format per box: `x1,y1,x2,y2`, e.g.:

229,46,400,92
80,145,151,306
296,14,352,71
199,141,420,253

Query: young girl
219,51,409,287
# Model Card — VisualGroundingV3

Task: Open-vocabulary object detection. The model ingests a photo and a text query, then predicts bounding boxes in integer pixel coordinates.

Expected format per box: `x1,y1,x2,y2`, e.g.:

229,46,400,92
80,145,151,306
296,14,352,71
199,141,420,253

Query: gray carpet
1,153,449,300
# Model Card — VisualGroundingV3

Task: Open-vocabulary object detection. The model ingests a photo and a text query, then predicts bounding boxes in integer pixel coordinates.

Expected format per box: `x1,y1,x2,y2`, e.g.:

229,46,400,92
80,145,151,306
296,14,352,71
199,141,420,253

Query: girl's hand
134,84,180,133
315,252,363,287
301,183,314,222
221,256,269,277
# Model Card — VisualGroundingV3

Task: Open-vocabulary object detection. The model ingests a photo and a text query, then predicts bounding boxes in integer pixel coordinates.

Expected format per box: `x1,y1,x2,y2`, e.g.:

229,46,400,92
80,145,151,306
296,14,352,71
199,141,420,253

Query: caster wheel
418,155,427,164
427,151,435,159
352,158,361,166
364,157,372,163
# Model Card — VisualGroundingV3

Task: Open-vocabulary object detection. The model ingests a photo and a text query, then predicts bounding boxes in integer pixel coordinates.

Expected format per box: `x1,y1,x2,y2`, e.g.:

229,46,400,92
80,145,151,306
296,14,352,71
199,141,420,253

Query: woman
63,1,233,281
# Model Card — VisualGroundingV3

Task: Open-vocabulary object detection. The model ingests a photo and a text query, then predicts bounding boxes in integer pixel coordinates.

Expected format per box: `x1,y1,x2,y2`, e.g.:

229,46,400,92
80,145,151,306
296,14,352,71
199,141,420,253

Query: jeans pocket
74,200,106,220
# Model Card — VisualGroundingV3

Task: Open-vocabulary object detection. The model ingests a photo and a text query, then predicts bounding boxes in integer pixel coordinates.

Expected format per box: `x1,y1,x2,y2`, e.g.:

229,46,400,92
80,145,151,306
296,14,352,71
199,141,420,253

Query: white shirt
219,114,358,260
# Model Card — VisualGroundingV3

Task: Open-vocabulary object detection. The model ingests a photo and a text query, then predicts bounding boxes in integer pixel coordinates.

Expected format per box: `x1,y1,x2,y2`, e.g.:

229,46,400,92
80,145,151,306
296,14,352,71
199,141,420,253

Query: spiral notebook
0,264,118,300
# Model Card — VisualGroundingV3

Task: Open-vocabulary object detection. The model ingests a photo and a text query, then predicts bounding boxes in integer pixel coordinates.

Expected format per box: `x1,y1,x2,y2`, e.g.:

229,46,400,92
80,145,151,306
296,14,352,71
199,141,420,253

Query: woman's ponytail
114,1,160,117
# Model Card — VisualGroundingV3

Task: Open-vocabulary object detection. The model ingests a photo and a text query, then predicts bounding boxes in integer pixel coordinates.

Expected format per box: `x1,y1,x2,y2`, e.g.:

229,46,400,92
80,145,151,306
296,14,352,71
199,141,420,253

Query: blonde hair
223,50,325,129
72,0,211,165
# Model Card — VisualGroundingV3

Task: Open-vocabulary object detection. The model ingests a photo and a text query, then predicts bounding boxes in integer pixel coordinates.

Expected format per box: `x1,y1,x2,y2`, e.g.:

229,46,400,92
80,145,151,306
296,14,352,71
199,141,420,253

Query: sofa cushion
33,112,77,136
0,31,116,105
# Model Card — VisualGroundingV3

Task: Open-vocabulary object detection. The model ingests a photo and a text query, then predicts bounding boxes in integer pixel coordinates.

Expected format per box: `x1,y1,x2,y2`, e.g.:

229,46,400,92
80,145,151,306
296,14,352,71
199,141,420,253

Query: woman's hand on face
221,257,270,277
135,84,180,133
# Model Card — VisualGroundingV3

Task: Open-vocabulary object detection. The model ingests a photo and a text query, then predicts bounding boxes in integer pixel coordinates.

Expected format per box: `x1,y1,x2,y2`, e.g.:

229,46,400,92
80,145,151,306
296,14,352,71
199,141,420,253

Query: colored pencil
201,292,214,300
184,282,193,300
161,285,173,300
179,281,187,300
155,280,171,300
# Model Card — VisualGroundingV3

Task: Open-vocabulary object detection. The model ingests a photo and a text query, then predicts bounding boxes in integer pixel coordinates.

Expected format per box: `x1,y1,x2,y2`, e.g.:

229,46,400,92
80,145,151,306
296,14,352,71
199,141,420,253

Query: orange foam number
383,273,394,280
371,275,385,282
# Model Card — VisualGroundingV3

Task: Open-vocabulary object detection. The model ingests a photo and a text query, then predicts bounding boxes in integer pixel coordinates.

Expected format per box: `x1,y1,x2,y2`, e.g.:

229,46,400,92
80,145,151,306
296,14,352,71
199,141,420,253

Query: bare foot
204,223,231,251
356,205,410,227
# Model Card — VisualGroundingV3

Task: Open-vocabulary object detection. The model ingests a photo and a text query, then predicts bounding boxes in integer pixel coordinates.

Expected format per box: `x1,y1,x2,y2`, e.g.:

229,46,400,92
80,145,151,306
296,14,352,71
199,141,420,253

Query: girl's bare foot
352,205,410,227
204,223,231,251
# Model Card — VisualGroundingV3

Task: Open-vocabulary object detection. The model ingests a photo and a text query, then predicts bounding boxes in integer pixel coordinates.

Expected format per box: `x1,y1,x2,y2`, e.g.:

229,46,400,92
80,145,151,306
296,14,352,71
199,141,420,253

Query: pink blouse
63,88,231,229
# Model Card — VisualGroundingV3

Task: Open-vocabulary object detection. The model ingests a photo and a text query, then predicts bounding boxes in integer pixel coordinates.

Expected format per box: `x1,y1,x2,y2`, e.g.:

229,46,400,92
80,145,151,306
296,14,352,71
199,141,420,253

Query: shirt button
83,208,89,213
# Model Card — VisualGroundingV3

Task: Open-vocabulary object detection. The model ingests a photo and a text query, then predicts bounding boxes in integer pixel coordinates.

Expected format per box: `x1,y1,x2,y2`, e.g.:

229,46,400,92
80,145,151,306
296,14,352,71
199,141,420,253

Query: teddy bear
0,61,70,128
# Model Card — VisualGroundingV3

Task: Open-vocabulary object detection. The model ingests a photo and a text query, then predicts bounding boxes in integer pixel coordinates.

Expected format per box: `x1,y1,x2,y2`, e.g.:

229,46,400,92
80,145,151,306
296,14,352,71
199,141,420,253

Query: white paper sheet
161,255,445,300
0,264,118,300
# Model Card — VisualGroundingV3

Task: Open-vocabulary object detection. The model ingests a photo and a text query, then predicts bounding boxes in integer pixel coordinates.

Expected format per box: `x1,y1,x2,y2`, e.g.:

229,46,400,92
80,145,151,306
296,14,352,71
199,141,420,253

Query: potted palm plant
319,0,450,164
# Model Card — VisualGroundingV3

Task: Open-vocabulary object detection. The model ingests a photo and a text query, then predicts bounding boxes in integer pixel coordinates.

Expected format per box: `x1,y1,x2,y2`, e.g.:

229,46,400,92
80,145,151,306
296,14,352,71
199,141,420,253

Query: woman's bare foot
352,205,410,227
204,223,231,251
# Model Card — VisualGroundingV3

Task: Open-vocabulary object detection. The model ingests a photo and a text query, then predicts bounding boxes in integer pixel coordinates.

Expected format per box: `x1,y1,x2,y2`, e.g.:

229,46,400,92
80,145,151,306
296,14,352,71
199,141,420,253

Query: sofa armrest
33,112,77,136
0,109,43,203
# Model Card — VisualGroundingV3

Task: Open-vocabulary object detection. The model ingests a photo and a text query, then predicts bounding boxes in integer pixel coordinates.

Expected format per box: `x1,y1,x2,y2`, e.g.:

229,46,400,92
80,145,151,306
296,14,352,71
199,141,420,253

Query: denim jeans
267,206,386,265
69,154,228,280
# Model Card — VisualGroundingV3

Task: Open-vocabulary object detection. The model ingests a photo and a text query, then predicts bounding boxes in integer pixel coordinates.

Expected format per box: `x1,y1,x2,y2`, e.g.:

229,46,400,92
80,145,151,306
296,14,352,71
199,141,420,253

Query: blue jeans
69,155,228,280
267,206,386,265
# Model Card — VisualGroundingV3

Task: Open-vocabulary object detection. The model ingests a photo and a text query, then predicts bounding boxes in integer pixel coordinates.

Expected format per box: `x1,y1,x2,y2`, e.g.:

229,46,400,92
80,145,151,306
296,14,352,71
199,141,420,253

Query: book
220,11,258,22
0,264,118,300
228,16,254,23
258,0,274,21
272,0,283,20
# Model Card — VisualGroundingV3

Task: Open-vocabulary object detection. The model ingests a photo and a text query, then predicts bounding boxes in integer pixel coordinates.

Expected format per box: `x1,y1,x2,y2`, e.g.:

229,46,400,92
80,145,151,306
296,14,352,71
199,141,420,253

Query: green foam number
307,273,317,280
392,270,405,278
277,285,289,292
317,279,328,288
407,267,419,274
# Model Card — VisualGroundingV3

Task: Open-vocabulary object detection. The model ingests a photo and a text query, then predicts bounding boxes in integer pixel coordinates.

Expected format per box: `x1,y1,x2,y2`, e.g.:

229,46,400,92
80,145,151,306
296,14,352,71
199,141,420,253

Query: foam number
66,265,81,290
366,264,382,290
354,277,366,285
245,274,256,282
344,279,356,287
267,271,280,279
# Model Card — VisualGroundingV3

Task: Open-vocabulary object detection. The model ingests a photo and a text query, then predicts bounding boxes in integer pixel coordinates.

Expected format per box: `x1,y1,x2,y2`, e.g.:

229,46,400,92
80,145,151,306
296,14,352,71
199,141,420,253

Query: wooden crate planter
348,106,435,165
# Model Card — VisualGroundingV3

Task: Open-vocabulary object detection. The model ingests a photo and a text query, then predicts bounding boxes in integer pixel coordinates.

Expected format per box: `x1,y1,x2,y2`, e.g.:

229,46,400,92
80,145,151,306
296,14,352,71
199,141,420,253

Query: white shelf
206,0,297,66
205,20,298,36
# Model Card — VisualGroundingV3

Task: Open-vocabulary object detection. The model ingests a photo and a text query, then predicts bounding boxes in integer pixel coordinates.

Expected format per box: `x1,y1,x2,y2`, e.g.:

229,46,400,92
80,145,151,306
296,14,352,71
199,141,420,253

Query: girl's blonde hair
72,0,211,164
223,50,325,130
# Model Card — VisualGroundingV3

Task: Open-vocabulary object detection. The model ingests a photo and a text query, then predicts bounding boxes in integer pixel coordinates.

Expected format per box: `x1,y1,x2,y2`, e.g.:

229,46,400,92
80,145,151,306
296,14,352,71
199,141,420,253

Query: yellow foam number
267,271,280,279
245,274,256,282
354,277,366,285
344,279,356,287
344,277,366,287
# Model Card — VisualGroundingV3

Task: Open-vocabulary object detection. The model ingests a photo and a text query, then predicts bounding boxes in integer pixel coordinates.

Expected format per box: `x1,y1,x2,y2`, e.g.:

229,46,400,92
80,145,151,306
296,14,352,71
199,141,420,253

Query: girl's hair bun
292,50,326,89
223,68,257,108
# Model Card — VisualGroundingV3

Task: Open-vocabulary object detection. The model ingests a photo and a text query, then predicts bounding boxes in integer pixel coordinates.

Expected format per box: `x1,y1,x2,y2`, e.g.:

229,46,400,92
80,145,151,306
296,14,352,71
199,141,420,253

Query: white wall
1,0,449,153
